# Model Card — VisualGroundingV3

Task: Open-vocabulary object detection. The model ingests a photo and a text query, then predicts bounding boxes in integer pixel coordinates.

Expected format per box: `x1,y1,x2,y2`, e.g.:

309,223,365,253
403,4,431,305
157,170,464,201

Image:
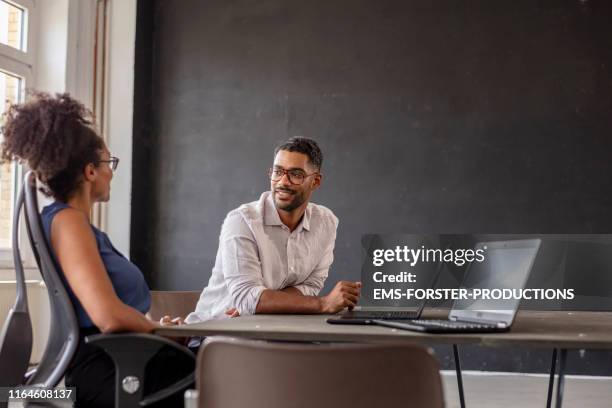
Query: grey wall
132,0,612,373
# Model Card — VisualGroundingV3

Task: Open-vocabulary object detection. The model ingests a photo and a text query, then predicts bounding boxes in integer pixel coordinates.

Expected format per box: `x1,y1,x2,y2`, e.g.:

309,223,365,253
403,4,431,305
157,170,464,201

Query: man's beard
273,187,306,212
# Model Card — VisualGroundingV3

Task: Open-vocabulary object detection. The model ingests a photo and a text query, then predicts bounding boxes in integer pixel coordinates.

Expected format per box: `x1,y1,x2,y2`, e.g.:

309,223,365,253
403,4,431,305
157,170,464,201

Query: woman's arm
51,208,156,333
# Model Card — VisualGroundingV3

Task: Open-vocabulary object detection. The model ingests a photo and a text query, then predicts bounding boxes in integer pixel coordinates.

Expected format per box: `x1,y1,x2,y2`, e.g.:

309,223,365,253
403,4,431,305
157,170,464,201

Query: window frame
0,0,37,270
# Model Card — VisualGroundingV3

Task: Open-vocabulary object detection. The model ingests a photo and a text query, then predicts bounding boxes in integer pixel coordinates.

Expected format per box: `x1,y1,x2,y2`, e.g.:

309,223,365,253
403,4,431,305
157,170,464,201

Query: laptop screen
449,239,541,325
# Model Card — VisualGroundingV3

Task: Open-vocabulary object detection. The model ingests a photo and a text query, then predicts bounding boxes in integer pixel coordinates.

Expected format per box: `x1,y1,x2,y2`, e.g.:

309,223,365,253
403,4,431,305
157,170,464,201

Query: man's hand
159,315,184,326
225,308,240,318
158,315,190,345
320,281,361,313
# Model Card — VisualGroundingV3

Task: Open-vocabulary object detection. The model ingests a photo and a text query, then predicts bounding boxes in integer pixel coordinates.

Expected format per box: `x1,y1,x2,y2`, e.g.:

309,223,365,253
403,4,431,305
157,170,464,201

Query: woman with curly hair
1,92,193,407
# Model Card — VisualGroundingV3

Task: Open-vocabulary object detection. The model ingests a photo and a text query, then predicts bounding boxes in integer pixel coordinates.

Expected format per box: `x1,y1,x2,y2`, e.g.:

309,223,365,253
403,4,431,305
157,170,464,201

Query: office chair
0,171,194,407
195,337,444,408
0,172,35,408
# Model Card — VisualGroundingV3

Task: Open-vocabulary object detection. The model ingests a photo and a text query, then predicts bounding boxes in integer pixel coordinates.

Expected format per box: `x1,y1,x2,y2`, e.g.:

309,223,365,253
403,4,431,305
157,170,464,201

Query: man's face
271,150,321,212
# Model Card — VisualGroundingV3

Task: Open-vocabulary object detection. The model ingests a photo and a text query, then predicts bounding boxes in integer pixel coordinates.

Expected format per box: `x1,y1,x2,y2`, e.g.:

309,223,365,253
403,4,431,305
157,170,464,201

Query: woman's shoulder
44,204,91,234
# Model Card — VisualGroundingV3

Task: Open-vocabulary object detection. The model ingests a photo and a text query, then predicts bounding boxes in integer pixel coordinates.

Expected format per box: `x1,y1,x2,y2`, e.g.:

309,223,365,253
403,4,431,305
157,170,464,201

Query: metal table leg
555,349,567,408
546,348,558,408
453,344,466,408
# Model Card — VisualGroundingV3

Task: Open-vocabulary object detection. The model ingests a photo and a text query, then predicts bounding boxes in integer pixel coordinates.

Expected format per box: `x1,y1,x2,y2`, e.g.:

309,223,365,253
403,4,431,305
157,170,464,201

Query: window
0,0,26,51
0,0,34,262
0,71,22,248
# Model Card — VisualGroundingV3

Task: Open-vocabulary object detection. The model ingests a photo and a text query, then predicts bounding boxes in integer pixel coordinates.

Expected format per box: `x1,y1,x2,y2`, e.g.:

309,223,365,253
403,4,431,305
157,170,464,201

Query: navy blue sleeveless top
41,201,151,328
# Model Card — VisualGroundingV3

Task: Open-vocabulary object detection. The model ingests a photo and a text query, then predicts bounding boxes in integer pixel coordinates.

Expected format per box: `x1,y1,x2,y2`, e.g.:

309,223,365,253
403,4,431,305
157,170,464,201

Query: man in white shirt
186,137,360,323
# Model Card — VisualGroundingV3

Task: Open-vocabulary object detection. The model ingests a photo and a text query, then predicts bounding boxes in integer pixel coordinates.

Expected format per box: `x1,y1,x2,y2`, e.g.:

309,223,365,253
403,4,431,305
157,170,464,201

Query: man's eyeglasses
100,156,120,171
268,167,318,185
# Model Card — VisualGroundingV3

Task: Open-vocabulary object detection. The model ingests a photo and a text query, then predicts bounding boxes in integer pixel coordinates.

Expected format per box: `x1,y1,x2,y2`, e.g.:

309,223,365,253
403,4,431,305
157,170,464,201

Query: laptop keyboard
411,319,496,331
349,311,418,319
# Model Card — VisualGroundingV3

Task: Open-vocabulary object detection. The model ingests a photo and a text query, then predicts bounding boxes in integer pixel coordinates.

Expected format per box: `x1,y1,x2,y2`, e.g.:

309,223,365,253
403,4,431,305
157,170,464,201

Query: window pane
0,70,22,248
0,0,24,51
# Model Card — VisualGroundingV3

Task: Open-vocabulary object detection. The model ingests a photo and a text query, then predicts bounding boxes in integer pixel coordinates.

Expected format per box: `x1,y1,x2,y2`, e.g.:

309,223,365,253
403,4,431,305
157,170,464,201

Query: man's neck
277,202,308,232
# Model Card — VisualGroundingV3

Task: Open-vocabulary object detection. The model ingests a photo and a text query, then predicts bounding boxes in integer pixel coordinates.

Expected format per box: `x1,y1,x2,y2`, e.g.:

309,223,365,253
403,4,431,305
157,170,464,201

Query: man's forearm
255,288,322,314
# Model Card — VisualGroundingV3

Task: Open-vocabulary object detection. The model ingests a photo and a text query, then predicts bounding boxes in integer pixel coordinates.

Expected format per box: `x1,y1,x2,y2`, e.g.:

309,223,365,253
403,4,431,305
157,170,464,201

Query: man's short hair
274,137,323,171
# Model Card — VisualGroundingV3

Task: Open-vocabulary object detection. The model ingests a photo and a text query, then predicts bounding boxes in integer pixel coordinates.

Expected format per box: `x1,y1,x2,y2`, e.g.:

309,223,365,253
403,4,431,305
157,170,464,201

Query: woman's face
92,148,114,202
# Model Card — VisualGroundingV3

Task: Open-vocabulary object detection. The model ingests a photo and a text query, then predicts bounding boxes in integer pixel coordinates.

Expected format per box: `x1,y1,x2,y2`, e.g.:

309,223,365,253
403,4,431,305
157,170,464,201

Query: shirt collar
264,192,283,226
301,205,311,232
264,191,311,232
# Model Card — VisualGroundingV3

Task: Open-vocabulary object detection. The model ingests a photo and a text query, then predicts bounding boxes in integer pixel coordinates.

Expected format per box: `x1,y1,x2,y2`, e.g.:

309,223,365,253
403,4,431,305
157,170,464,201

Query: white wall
65,0,95,107
34,0,68,93
104,0,137,256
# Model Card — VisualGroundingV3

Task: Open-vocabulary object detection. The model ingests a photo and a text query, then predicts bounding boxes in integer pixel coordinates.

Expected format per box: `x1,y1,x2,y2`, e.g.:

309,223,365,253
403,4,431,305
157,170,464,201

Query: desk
157,311,612,408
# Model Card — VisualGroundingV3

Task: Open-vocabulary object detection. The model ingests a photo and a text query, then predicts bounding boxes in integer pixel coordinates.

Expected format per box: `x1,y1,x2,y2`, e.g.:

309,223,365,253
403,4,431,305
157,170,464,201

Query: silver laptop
375,239,541,333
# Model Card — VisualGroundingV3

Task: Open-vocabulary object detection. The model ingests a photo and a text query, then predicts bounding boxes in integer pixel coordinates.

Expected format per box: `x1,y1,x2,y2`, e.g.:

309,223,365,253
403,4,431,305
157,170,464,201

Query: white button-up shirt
186,191,338,323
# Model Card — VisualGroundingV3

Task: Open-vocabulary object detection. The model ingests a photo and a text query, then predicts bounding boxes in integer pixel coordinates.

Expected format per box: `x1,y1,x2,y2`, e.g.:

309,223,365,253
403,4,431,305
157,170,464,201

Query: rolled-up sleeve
220,213,267,315
294,216,338,297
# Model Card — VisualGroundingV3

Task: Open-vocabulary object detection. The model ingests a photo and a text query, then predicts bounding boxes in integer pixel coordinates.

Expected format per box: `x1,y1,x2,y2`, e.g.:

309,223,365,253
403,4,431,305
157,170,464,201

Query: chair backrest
197,338,444,408
147,290,201,321
21,171,79,388
0,182,33,388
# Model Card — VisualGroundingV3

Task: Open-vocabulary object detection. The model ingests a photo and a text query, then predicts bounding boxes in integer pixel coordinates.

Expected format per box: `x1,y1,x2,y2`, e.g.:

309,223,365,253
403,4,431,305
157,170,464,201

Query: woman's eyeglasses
100,157,120,171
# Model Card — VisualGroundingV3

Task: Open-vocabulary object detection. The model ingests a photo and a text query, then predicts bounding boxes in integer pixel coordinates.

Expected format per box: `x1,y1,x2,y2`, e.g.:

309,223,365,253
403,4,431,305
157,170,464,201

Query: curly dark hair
1,92,105,202
274,137,323,170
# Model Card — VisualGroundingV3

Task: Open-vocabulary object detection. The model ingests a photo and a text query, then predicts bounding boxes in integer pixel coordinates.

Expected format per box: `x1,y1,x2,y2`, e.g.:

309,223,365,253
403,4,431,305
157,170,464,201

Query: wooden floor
442,371,612,408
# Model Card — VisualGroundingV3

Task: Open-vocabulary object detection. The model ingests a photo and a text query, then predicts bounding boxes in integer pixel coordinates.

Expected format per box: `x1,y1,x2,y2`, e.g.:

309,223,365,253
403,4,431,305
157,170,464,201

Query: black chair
0,171,194,407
